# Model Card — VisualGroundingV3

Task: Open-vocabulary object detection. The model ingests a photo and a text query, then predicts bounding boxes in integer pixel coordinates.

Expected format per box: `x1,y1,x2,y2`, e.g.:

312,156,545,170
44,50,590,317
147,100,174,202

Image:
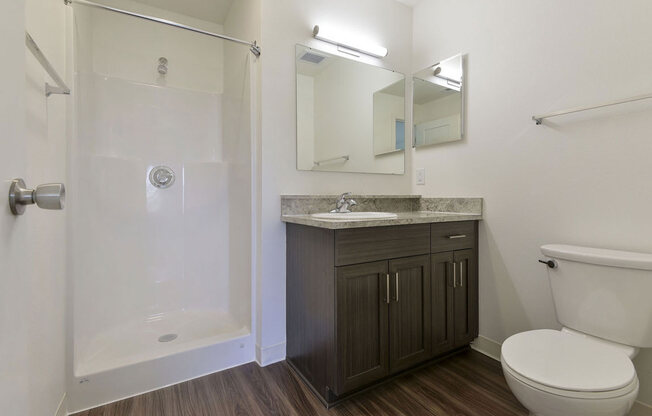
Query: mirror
296,45,405,174
413,54,464,147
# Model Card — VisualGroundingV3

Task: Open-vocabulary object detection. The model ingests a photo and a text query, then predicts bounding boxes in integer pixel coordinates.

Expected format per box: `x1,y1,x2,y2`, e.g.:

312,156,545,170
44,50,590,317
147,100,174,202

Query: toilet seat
502,359,639,400
501,330,636,397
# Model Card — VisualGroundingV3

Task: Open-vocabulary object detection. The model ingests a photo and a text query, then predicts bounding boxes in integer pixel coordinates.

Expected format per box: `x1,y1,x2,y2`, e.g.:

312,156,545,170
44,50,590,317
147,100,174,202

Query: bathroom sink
310,212,398,220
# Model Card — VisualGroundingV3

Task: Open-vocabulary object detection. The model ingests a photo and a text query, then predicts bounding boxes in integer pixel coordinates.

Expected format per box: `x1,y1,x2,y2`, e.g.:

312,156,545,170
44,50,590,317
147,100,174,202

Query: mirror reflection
296,45,405,174
413,54,464,147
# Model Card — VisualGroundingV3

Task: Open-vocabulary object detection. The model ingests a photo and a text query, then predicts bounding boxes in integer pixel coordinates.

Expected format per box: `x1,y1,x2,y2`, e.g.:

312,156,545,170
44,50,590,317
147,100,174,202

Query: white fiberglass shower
67,0,258,411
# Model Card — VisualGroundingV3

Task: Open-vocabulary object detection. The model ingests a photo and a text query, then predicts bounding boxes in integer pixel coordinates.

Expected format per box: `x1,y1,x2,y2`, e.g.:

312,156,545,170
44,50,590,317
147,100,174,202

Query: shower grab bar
314,155,349,166
64,0,261,57
532,92,652,125
25,32,71,97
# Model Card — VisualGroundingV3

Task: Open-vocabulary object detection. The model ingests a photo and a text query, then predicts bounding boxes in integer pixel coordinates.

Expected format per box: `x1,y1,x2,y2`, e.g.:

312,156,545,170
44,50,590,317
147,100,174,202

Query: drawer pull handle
448,234,467,239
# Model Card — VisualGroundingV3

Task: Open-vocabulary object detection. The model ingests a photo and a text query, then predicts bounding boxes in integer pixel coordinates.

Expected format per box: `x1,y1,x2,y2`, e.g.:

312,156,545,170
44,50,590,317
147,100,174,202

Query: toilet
501,244,652,416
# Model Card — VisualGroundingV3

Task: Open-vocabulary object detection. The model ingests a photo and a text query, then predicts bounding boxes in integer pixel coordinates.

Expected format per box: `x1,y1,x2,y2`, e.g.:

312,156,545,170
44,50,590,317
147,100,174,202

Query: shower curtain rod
64,0,261,57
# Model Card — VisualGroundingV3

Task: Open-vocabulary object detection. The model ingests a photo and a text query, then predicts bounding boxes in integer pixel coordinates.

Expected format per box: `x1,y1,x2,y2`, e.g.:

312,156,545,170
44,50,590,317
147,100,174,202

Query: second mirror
413,54,464,148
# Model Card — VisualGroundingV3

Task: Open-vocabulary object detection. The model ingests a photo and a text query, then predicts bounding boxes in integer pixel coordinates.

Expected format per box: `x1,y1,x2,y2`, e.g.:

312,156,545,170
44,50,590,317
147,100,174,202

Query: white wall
258,0,413,363
412,0,652,406
0,0,69,414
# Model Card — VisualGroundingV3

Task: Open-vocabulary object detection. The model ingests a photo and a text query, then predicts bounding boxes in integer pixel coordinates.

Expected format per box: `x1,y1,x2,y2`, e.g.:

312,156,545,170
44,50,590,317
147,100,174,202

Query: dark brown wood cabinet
388,255,431,373
286,221,478,406
431,251,455,355
335,261,389,395
452,249,479,347
430,249,479,355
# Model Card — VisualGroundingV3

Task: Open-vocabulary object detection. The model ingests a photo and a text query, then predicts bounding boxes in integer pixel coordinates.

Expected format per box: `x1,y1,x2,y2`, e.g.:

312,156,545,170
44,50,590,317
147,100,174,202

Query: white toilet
501,244,652,416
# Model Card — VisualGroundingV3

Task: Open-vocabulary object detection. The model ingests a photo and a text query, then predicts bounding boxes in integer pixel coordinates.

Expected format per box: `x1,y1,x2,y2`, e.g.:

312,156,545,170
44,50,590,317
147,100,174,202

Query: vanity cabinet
286,221,478,406
431,249,478,355
336,255,431,394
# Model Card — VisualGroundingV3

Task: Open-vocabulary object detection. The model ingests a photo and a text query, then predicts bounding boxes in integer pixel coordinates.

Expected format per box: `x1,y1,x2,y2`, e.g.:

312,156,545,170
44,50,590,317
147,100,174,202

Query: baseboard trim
470,335,652,413
55,393,67,416
256,341,286,366
470,335,501,361
631,401,652,416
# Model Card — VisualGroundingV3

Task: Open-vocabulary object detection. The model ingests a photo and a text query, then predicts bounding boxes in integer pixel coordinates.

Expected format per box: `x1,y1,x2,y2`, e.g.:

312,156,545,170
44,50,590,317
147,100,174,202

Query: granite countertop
281,211,482,229
280,195,483,229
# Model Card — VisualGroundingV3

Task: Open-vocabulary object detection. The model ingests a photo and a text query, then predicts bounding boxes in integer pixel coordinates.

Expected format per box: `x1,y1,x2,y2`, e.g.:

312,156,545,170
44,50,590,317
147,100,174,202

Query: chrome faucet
331,192,357,213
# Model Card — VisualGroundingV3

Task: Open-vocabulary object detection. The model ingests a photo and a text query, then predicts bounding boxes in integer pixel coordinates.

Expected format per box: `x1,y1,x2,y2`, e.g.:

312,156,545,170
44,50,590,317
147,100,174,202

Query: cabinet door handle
395,272,399,302
453,262,457,288
386,274,390,304
447,234,467,239
460,261,464,287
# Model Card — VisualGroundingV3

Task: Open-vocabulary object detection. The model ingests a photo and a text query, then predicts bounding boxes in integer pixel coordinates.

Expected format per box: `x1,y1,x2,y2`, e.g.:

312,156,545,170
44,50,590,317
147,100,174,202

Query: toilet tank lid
541,244,652,271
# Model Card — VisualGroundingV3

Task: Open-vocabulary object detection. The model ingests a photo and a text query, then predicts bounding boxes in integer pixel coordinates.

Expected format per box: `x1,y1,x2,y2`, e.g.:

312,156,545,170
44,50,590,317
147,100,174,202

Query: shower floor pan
75,308,249,378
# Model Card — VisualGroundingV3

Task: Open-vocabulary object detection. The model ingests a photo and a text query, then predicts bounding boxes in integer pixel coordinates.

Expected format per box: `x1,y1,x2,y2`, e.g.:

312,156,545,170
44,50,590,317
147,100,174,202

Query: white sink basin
311,212,398,220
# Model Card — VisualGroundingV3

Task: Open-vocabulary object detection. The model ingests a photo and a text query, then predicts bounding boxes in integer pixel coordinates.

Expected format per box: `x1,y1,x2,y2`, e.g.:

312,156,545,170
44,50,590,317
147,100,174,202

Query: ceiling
413,79,457,105
135,0,234,24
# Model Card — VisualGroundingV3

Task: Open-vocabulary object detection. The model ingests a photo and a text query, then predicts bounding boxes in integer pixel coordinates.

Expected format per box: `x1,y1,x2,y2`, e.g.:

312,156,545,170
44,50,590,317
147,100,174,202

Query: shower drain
158,333,178,343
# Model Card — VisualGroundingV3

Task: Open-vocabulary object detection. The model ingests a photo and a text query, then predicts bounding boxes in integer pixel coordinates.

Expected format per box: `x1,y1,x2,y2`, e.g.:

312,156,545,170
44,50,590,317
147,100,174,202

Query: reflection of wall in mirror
373,92,405,155
296,53,404,174
414,92,461,146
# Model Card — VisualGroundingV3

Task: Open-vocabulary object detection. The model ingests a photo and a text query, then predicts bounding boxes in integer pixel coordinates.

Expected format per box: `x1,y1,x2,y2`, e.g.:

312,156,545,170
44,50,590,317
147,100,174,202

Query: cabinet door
335,261,389,395
453,249,478,347
431,252,455,356
388,255,431,373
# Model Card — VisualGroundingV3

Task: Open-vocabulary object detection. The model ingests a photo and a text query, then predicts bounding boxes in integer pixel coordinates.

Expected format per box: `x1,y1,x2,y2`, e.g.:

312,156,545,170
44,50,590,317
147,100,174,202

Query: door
431,252,455,355
389,255,431,373
335,261,389,395
1,6,68,415
453,249,478,347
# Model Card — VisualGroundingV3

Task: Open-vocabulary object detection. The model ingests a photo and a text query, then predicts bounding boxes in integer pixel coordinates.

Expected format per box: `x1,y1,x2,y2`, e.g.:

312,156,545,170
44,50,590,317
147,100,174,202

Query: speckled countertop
281,195,482,229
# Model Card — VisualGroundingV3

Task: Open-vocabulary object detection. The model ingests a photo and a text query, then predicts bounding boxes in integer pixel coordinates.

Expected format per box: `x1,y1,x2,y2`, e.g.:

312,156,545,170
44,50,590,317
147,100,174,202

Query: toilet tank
541,244,652,348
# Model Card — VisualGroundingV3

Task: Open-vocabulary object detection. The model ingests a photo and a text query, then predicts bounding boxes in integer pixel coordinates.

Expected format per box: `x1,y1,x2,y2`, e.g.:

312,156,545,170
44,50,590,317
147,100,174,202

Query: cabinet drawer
335,224,430,266
431,222,476,253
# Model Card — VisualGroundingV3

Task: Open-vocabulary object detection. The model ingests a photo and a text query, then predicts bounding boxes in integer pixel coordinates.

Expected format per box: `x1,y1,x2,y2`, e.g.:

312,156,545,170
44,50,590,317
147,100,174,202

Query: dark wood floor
73,349,528,416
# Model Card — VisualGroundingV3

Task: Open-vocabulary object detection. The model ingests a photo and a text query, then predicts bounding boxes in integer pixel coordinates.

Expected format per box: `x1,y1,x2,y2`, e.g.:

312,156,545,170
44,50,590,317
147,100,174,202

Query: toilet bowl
501,329,638,416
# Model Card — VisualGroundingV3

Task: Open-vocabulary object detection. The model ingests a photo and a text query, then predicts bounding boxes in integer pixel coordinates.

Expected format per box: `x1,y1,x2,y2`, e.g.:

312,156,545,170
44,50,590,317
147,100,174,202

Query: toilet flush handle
538,259,557,269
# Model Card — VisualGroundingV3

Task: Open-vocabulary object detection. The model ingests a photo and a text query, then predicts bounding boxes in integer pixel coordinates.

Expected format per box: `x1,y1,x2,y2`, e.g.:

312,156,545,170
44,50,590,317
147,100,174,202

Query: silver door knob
9,178,65,215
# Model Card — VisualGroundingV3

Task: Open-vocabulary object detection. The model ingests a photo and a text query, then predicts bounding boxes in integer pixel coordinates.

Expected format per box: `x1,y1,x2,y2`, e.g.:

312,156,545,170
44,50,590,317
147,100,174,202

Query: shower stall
67,0,258,411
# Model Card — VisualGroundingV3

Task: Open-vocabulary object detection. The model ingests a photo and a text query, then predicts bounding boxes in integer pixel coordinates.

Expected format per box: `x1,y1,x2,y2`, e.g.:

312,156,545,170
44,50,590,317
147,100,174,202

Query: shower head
433,66,442,76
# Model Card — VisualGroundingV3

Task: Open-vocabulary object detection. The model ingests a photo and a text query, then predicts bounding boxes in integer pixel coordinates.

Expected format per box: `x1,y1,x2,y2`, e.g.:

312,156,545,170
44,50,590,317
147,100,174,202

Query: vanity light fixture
312,25,388,58
433,64,461,88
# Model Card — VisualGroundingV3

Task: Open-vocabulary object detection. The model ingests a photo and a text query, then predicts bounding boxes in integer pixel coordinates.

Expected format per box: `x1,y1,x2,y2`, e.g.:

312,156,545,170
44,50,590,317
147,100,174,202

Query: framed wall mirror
413,54,464,148
295,44,405,174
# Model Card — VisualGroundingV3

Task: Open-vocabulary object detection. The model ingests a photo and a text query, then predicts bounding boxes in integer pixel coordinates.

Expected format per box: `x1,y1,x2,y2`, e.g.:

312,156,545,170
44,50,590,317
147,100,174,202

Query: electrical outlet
416,168,425,185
